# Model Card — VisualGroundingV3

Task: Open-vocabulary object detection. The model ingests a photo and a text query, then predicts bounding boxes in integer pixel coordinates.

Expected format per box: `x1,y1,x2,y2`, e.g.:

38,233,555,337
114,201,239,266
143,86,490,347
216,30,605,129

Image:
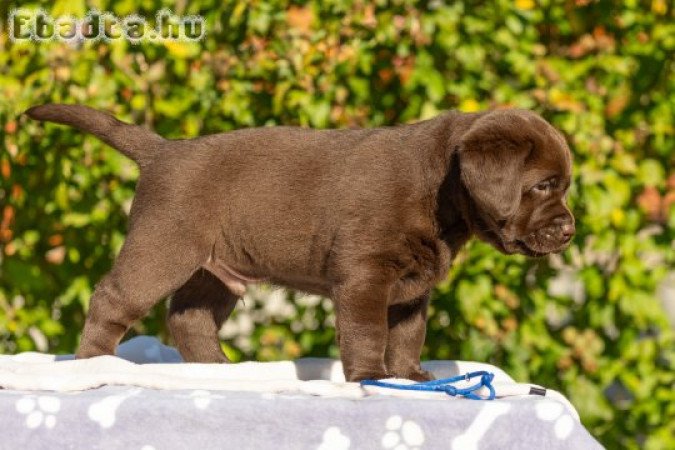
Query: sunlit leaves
0,1,673,447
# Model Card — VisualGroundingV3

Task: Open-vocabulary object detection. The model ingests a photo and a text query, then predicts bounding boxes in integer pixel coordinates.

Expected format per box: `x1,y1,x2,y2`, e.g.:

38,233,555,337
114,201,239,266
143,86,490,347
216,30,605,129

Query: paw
180,349,231,364
204,353,230,364
406,369,434,382
76,342,115,359
213,353,231,364
389,368,434,382
346,369,392,382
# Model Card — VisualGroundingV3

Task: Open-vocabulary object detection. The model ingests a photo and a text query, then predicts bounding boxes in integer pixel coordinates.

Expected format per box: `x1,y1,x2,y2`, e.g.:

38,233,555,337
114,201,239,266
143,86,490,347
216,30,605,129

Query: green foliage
0,0,673,447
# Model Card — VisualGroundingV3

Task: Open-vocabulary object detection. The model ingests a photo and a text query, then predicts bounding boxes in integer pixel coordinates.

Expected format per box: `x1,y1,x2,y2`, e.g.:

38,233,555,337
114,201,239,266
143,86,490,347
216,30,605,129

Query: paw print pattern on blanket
317,426,351,450
88,388,140,428
174,390,227,410
381,415,425,449
535,400,575,439
451,402,512,450
15,395,61,429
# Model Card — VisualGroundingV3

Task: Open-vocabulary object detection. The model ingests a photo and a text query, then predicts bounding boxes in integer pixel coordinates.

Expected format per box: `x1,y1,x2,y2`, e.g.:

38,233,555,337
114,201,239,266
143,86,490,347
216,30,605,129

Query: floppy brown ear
458,112,533,220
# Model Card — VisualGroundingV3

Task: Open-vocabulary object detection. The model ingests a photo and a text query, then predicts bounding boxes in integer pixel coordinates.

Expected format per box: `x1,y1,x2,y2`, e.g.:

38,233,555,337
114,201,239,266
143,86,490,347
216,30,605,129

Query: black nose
554,215,575,241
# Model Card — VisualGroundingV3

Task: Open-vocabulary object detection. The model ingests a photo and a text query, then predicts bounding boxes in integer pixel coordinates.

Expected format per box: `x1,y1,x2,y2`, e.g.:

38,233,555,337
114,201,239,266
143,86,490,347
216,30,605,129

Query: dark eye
532,178,555,193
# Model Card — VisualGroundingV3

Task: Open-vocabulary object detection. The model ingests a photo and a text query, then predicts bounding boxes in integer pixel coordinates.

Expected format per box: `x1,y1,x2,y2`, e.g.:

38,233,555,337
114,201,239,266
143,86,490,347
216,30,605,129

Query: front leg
333,271,392,382
385,293,434,381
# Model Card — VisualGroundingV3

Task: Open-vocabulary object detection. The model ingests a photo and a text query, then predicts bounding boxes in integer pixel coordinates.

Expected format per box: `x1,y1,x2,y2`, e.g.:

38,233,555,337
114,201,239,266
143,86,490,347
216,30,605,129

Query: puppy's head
459,109,574,256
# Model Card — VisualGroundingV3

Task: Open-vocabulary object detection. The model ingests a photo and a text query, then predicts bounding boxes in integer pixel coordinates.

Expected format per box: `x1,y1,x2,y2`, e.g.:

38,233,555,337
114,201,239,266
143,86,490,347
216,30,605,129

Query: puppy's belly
202,258,439,303
202,259,263,297
212,218,335,295
201,255,332,297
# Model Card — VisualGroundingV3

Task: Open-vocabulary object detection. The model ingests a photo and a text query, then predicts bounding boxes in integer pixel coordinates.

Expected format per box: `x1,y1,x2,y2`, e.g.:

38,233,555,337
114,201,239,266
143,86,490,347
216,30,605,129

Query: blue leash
360,370,496,400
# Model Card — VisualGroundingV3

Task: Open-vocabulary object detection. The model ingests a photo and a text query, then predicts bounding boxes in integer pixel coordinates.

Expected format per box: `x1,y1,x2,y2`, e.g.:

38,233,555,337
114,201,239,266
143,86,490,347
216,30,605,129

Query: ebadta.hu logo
8,8,206,44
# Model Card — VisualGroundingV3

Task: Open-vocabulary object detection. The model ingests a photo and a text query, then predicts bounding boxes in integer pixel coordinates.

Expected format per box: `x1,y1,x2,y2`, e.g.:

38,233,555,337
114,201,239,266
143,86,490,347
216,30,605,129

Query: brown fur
26,104,574,381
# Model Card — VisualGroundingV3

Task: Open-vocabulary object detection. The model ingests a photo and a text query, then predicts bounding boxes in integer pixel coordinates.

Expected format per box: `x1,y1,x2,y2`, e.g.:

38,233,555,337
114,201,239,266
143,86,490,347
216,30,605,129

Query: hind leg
168,269,239,363
77,222,209,358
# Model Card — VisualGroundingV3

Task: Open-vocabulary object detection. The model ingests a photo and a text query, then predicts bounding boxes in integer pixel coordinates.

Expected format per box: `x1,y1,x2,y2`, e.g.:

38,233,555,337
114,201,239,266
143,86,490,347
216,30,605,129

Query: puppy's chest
389,237,453,303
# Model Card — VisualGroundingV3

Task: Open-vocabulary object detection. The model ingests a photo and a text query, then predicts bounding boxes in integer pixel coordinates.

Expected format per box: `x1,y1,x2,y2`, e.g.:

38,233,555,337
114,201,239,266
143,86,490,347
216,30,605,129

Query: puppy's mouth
512,239,549,257
503,233,572,257
473,214,572,257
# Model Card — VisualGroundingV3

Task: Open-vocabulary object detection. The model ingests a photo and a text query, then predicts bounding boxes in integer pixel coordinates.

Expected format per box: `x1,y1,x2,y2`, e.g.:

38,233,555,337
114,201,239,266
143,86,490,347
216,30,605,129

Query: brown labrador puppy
26,104,574,381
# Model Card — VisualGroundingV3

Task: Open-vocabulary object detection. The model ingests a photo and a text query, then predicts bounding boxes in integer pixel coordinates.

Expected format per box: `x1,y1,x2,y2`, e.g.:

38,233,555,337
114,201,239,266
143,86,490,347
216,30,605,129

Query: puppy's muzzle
522,215,575,254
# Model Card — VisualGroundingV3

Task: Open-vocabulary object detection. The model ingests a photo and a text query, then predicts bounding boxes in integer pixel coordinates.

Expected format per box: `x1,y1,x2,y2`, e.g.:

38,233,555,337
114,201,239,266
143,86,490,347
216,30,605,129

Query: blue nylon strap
360,370,496,400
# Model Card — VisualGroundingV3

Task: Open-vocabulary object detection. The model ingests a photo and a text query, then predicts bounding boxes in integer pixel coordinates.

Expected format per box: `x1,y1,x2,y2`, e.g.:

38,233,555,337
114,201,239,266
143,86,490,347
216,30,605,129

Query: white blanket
0,336,606,449
0,335,578,418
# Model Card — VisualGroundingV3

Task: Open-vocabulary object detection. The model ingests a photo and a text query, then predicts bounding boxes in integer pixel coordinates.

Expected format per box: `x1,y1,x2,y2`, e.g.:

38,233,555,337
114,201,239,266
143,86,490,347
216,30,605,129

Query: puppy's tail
25,104,164,167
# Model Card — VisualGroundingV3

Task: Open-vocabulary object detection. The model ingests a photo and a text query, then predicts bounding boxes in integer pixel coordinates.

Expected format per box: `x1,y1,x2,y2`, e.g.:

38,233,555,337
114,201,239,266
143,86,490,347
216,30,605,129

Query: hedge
0,1,673,448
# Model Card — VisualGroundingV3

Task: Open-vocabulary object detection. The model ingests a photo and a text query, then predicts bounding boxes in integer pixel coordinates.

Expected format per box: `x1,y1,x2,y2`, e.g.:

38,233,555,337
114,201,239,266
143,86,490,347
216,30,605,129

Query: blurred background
0,0,673,447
